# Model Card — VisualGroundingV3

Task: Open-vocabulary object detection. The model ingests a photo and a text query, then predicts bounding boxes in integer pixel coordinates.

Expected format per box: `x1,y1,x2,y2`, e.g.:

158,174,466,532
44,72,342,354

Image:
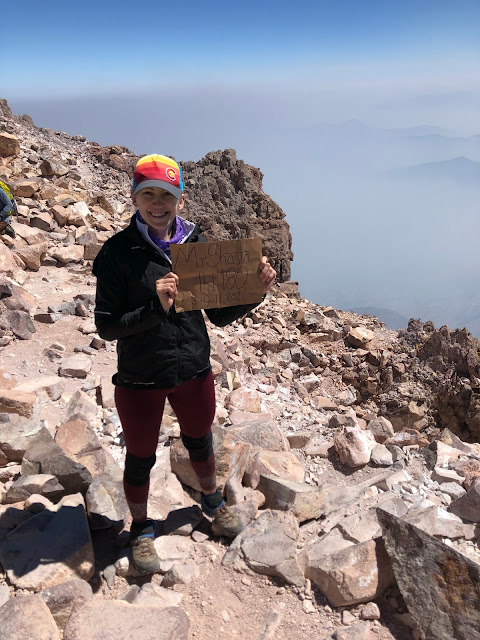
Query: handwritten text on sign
170,238,264,311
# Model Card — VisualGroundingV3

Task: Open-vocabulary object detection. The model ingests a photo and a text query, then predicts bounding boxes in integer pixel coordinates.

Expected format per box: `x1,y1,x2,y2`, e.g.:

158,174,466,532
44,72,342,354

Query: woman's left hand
258,256,276,293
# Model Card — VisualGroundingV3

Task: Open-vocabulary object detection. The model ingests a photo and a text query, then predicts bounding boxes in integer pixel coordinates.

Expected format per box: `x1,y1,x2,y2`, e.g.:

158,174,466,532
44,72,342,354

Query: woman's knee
181,432,213,461
123,452,156,486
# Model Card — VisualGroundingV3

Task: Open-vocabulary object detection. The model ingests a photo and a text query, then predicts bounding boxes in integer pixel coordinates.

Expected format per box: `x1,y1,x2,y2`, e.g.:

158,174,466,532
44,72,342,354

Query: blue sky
2,0,480,334
3,0,479,98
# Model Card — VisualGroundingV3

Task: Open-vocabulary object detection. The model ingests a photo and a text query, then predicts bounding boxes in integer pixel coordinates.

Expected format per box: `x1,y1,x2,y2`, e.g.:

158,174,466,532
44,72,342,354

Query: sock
124,479,149,523
202,490,224,510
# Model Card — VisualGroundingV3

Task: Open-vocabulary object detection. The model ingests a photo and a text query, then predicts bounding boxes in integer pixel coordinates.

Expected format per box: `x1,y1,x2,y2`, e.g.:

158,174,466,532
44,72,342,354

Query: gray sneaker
130,521,160,574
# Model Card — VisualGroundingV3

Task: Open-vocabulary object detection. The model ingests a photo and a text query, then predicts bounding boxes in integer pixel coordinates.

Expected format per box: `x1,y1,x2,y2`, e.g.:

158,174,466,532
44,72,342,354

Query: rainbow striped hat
132,154,184,198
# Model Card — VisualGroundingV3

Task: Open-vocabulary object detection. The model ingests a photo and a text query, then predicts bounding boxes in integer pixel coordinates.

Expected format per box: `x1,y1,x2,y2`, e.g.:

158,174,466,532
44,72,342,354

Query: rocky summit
0,97,479,640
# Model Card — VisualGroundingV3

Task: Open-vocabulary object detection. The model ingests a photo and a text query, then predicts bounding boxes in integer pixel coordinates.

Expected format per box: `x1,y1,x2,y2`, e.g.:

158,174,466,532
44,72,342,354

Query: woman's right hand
156,272,179,312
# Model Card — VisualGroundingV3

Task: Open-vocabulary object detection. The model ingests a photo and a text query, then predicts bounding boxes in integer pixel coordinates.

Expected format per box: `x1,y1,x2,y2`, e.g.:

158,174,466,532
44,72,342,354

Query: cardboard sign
171,238,264,311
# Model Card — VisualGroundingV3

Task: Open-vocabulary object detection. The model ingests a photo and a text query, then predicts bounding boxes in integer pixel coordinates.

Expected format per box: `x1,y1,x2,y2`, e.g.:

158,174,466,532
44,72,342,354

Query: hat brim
133,180,182,199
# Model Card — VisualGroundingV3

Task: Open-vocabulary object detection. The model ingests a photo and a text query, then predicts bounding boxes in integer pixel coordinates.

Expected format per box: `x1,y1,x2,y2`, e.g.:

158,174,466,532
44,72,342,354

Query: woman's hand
258,256,276,293
156,272,179,312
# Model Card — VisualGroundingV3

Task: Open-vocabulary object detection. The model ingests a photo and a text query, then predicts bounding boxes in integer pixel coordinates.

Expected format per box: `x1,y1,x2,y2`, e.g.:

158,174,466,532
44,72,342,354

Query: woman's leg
167,371,217,494
114,386,167,523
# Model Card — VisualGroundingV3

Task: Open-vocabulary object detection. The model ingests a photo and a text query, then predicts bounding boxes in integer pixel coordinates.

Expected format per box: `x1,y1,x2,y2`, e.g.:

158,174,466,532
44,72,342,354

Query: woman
93,154,276,573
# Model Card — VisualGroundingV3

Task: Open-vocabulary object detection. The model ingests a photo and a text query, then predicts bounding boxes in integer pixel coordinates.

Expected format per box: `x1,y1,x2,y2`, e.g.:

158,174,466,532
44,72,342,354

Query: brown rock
0,133,20,157
0,388,37,417
50,245,84,264
13,178,42,197
334,427,376,467
0,368,17,389
346,327,375,348
14,242,49,271
5,309,36,339
244,449,305,489
256,475,324,522
305,538,395,606
224,387,262,413
227,418,289,451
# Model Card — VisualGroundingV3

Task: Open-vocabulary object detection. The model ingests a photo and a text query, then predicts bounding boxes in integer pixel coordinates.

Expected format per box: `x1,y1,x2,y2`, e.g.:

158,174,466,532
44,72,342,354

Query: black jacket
92,215,259,389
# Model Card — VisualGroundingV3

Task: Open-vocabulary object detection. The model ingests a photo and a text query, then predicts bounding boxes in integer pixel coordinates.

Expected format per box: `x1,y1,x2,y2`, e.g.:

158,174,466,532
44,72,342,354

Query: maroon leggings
115,371,216,509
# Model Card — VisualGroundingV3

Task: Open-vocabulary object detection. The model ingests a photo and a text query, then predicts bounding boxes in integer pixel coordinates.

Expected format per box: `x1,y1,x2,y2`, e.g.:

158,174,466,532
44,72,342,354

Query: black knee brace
123,452,156,486
181,432,213,462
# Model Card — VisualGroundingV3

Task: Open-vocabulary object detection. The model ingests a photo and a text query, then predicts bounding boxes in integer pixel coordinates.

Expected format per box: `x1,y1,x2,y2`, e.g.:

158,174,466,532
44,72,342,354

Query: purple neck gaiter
136,212,186,257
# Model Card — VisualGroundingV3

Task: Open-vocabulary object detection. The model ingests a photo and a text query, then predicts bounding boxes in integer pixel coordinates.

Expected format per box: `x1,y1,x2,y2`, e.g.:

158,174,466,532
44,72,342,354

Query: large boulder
222,509,304,586
0,500,94,591
0,595,60,639
379,510,480,640
63,601,189,640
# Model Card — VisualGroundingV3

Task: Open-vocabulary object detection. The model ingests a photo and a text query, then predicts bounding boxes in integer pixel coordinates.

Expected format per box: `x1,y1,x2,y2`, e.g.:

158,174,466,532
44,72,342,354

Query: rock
244,449,305,489
50,245,84,264
25,494,54,513
0,412,42,462
4,309,36,339
449,480,480,522
367,416,395,443
162,563,200,586
0,369,17,389
256,475,324,522
0,280,36,312
13,178,42,197
0,388,37,417
222,510,304,586
313,395,337,411
39,578,93,631
22,427,92,494
15,375,64,401
304,538,395,607
298,529,354,574
131,583,183,606
64,390,98,421
40,158,69,177
224,387,263,413
0,595,60,639
55,414,120,480
346,327,375,348
0,133,20,157
0,502,94,591
147,467,185,521
327,622,375,639
334,427,376,467
58,354,93,378
85,475,127,530
51,205,71,226
361,602,381,620
63,601,189,640
379,509,480,640
0,583,10,607
99,375,115,408
0,242,18,275
14,242,49,271
287,432,312,449
227,419,289,451
370,443,394,466
404,506,477,540
170,426,251,492
5,474,65,504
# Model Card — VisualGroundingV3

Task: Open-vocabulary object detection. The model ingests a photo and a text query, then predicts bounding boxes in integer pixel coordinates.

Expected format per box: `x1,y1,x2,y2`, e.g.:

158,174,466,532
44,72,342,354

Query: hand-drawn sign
170,238,264,312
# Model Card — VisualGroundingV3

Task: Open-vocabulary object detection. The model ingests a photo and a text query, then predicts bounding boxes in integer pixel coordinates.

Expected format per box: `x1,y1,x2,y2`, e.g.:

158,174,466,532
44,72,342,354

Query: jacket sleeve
0,190,12,220
93,244,169,341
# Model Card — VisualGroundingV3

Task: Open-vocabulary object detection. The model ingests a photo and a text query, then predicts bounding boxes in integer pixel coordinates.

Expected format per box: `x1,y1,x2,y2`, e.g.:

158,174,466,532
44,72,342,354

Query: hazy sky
2,0,480,333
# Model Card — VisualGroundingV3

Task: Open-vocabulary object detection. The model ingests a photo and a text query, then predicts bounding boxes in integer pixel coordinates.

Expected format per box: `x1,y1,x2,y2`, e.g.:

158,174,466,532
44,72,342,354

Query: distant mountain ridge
391,156,480,184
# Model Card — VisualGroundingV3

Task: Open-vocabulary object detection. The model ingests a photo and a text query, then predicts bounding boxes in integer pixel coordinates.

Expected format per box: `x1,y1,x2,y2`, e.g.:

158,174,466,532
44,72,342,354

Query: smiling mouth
149,211,169,218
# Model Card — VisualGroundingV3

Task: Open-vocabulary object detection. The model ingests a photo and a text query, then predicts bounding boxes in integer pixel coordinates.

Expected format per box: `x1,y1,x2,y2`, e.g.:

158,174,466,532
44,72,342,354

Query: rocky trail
0,98,479,640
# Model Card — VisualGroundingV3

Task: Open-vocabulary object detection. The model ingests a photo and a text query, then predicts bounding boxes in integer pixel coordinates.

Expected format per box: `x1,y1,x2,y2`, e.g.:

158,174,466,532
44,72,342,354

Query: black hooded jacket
92,215,259,389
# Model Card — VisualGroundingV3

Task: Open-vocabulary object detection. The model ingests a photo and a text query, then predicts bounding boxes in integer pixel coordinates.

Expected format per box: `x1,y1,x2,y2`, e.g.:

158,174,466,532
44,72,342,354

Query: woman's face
133,187,185,239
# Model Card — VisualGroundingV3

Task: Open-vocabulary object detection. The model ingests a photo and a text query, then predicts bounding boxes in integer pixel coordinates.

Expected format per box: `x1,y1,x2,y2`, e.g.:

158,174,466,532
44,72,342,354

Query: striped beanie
132,154,184,198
